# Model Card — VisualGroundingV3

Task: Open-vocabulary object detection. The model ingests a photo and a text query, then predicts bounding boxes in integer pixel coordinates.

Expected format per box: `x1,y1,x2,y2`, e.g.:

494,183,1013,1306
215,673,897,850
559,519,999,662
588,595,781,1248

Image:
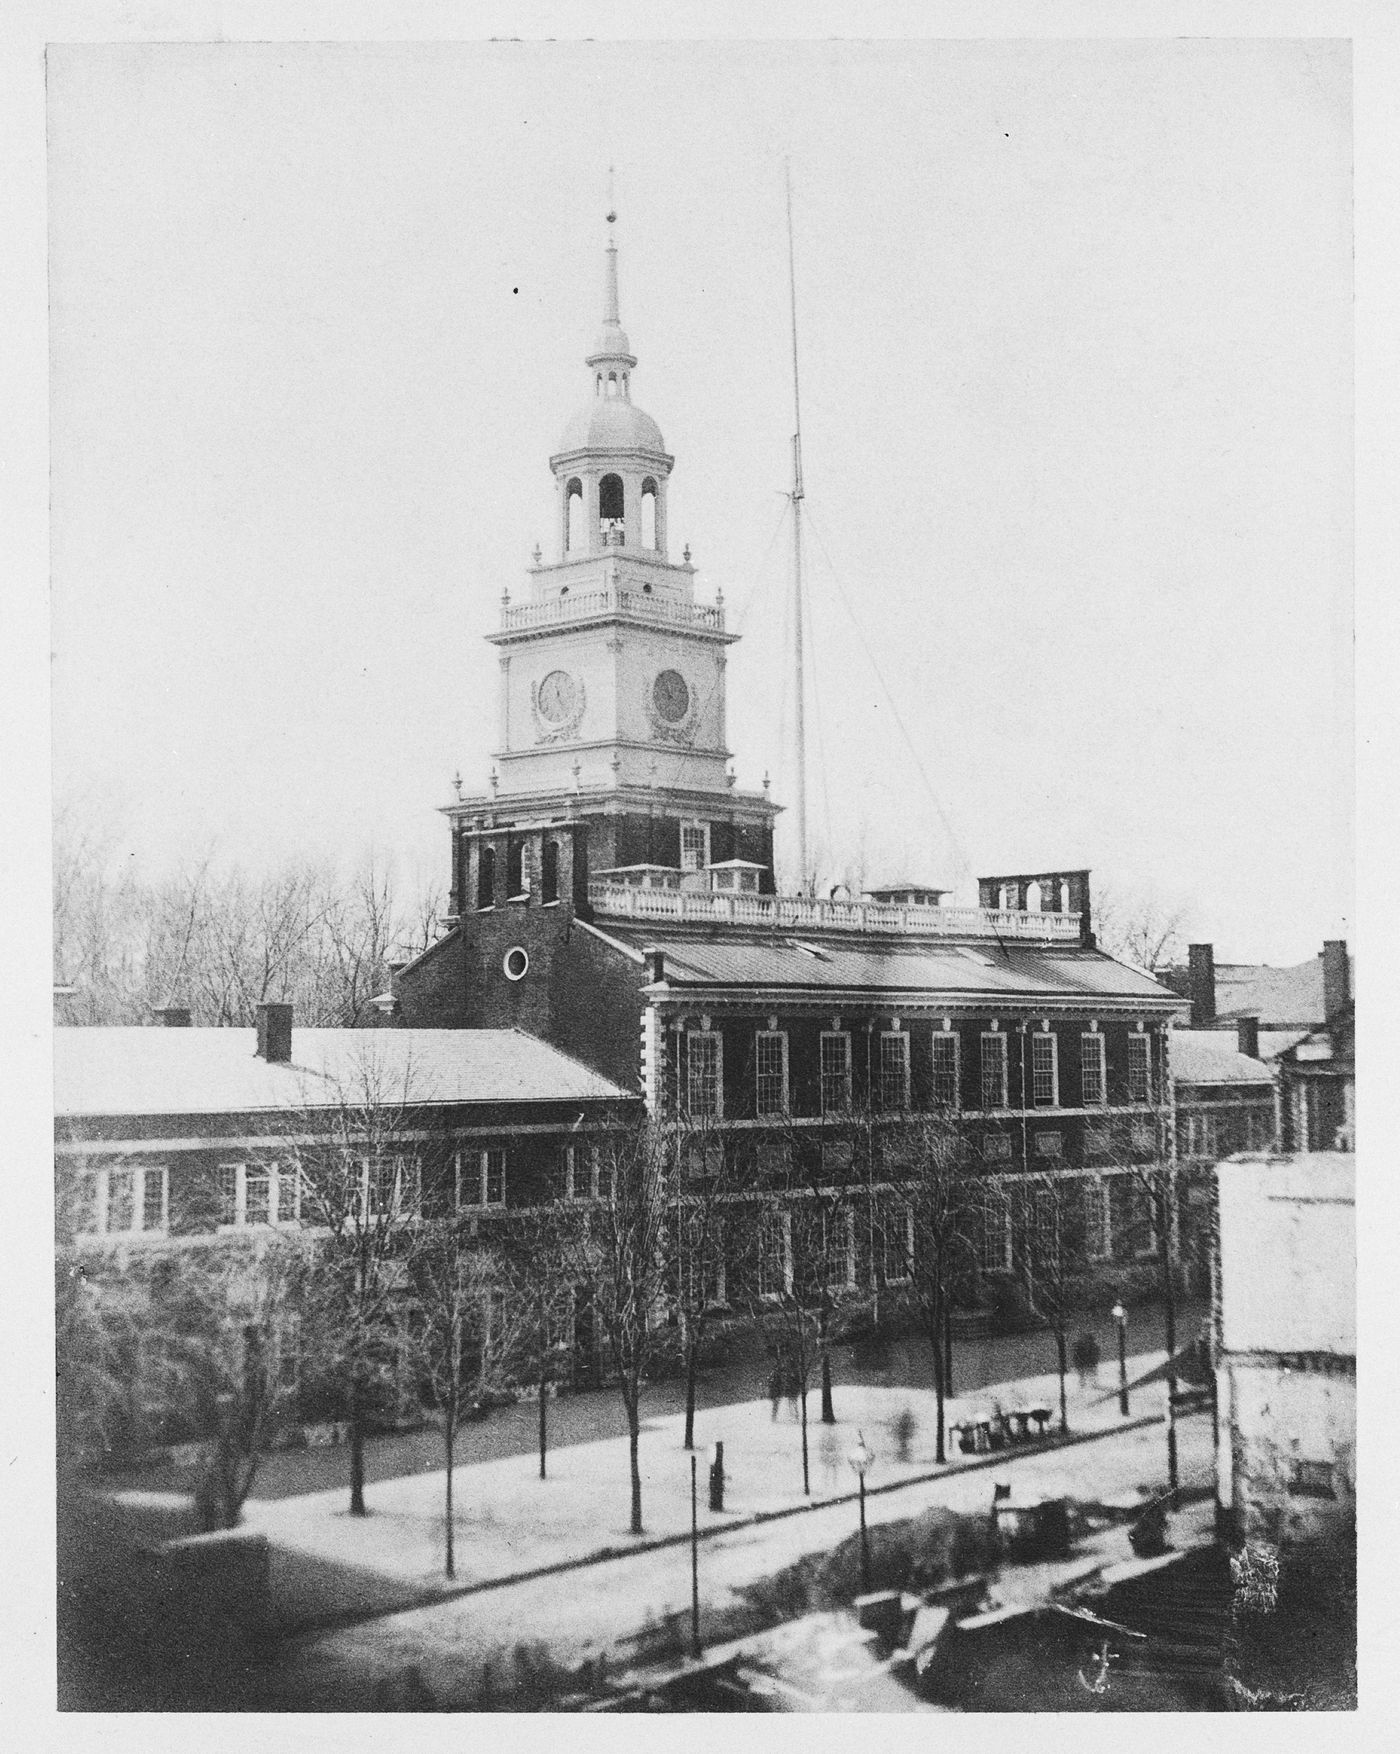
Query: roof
54,1027,635,1120
625,930,1181,1007
1170,1031,1276,1087
1213,953,1353,1028
555,395,666,458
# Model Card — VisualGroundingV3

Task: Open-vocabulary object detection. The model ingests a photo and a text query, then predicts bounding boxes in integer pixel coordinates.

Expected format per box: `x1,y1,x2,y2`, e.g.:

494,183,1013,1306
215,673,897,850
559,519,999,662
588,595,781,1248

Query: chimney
1322,939,1349,1020
643,947,665,985
153,1005,191,1028
256,1001,293,1063
1236,1016,1260,1060
1187,943,1216,1028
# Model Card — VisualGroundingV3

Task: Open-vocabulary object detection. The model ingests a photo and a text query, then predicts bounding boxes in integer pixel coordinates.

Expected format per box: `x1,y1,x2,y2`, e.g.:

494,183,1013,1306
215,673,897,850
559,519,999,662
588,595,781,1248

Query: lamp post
1112,1302,1130,1416
690,1452,701,1658
848,1431,876,1592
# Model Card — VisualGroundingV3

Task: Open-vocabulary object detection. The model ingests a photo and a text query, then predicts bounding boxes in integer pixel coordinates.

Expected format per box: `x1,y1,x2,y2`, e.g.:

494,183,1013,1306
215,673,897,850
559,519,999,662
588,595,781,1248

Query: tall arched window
566,478,584,552
641,478,658,549
477,845,496,910
542,839,559,904
507,839,527,897
606,372,618,397
599,473,624,543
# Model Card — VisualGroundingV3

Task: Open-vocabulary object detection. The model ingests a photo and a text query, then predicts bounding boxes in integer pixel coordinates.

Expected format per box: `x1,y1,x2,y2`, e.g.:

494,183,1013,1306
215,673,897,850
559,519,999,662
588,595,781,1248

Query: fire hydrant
709,1441,725,1512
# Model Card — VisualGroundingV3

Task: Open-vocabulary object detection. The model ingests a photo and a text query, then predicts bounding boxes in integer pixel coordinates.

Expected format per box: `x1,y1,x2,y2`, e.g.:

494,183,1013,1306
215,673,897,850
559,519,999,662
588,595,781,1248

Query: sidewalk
236,1350,1186,1627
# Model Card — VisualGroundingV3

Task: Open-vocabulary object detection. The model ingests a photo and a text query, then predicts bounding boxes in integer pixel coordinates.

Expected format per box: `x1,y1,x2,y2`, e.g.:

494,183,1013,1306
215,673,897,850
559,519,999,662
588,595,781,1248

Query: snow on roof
1170,1031,1277,1086
54,1027,634,1119
1214,953,1353,1028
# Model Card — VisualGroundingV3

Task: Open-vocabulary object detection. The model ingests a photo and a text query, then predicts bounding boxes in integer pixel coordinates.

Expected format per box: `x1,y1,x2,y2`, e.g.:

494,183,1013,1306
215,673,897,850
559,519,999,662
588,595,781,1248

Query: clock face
652,668,691,725
537,669,578,725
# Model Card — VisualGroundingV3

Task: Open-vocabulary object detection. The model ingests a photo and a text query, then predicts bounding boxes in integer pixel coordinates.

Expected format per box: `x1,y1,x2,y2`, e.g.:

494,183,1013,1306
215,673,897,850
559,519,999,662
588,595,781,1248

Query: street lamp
1112,1302,1130,1416
848,1431,876,1591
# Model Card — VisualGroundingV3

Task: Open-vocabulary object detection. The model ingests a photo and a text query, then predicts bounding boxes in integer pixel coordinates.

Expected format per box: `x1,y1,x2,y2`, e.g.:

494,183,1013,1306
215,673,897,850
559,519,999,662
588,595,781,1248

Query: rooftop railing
587,882,1083,941
499,584,725,634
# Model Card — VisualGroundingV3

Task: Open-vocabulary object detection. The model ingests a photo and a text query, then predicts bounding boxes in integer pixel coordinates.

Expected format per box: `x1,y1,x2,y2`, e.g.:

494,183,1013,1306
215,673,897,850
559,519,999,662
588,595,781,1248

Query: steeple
585,178,637,386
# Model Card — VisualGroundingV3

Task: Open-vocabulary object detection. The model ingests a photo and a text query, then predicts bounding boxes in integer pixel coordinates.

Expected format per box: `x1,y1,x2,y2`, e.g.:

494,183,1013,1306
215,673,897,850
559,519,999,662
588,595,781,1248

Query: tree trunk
627,1399,643,1535
1160,1176,1179,1500
1055,1325,1069,1434
931,1319,946,1464
818,1305,835,1424
349,1376,367,1517
800,1382,810,1496
683,1336,699,1451
444,1413,456,1579
942,1304,954,1399
539,1357,548,1480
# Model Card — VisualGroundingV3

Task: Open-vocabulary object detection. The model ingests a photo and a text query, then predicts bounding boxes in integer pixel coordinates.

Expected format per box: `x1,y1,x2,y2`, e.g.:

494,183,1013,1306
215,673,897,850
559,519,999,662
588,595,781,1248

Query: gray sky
48,37,1352,962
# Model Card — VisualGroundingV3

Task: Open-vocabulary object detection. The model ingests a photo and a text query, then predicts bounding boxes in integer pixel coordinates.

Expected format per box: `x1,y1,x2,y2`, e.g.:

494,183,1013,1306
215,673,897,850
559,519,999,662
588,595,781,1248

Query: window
1085,1126,1112,1161
686,1139,724,1185
1084,1179,1112,1260
458,1149,507,1209
218,1164,240,1228
820,1031,852,1114
819,1208,854,1291
1130,1120,1157,1155
1127,1033,1151,1103
218,1162,297,1228
980,1031,1008,1109
641,478,658,549
878,1031,910,1112
559,1144,578,1200
757,1211,790,1298
1034,1130,1063,1158
1183,1114,1218,1160
879,1199,913,1285
563,1140,615,1203
932,1032,959,1108
680,820,709,872
687,1031,723,1117
983,1132,1012,1163
80,1165,168,1239
565,477,584,551
541,839,560,904
1246,1109,1275,1151
1118,1180,1158,1258
477,845,496,909
1081,1032,1106,1106
506,839,528,898
483,1150,506,1207
1026,1188,1059,1267
1031,1032,1059,1107
979,1192,1012,1272
755,1031,788,1116
598,472,624,538
593,1149,613,1203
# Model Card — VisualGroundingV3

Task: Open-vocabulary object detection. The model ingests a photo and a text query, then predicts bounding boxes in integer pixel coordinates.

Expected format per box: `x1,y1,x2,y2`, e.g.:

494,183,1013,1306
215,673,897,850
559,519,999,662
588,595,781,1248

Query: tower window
607,371,618,397
566,478,584,552
641,478,658,549
542,838,559,904
477,845,496,910
598,473,624,543
506,839,528,898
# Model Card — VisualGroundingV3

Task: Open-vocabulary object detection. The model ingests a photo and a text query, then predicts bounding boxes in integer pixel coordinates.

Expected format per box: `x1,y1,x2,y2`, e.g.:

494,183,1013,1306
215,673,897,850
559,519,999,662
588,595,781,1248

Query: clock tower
441,205,780,923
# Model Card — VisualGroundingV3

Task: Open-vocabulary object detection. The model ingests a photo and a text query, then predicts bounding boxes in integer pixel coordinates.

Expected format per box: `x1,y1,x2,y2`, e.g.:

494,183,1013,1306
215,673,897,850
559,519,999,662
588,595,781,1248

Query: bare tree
1015,1170,1093,1436
873,1112,980,1464
1095,883,1193,974
281,1042,436,1516
409,1232,532,1578
553,1116,670,1536
670,1115,745,1451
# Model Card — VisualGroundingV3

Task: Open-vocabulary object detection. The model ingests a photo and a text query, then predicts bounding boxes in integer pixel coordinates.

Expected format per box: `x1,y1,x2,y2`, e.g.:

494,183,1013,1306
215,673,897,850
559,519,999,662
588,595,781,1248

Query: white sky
48,36,1353,962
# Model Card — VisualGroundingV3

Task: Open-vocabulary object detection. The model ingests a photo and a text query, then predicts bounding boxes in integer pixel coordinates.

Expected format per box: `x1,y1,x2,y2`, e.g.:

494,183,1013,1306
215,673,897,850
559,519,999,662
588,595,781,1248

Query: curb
283,1409,1173,1637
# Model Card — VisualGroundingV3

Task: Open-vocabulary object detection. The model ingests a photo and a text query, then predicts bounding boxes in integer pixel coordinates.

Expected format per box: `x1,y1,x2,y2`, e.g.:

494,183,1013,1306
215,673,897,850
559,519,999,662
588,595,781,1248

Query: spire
587,167,636,376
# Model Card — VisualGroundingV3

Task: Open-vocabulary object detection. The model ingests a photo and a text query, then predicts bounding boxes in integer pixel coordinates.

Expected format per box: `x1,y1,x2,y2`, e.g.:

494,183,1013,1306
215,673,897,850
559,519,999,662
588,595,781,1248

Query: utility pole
785,161,808,895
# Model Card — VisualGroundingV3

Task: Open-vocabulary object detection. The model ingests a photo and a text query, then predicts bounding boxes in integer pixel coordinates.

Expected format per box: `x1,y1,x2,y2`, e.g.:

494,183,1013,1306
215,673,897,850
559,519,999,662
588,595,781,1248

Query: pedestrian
1072,1331,1101,1390
768,1357,783,1421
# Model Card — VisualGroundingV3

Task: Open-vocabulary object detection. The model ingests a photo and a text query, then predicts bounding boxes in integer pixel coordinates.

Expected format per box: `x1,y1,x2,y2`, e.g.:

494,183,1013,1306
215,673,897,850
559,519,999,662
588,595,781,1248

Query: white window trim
680,819,711,873
456,1148,506,1210
1127,1032,1152,1104
980,1191,1013,1273
686,1029,724,1119
819,1030,853,1114
755,1029,789,1117
880,1200,914,1286
217,1161,299,1231
878,1030,911,1112
1033,1129,1064,1159
980,1030,1009,1110
931,1031,961,1109
1080,1031,1107,1107
81,1165,168,1240
1085,1178,1113,1261
1031,1030,1059,1109
758,1210,793,1300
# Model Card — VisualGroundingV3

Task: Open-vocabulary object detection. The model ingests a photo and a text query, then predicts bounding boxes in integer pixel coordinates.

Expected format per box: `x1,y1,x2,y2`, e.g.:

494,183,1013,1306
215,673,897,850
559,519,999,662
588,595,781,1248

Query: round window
503,947,530,982
537,669,578,724
652,668,690,724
